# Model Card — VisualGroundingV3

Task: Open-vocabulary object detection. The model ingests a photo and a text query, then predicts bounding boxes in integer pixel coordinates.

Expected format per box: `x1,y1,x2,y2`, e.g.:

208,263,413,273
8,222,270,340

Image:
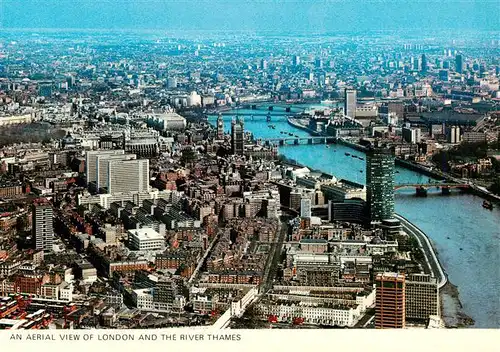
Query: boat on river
482,200,493,210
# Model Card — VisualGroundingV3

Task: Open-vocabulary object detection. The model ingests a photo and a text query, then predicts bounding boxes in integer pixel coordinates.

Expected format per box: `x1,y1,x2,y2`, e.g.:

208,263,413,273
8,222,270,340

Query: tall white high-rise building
86,150,125,186
448,126,461,144
107,158,150,194
32,203,54,252
344,89,357,119
96,153,137,191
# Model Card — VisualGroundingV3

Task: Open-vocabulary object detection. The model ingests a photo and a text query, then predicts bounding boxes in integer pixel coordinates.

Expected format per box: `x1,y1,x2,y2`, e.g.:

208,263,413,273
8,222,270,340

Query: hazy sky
1,0,498,32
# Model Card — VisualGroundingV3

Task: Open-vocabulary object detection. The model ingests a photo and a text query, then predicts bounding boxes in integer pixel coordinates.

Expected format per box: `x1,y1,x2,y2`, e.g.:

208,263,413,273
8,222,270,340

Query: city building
344,89,357,119
462,131,486,144
145,112,186,131
375,272,406,329
95,153,137,192
85,150,125,186
405,274,439,321
127,228,165,251
328,199,367,223
366,146,395,223
420,54,427,73
402,126,422,144
300,197,312,219
456,54,464,73
260,59,268,70
447,126,461,144
107,159,150,194
231,117,244,155
216,113,224,140
32,203,54,252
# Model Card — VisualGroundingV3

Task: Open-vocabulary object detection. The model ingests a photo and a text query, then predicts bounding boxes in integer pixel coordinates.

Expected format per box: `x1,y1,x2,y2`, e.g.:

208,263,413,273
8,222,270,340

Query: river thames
209,105,500,328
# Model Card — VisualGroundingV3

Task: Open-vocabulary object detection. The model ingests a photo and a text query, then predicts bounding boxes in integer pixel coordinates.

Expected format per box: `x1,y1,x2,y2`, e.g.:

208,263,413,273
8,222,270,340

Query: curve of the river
208,104,500,328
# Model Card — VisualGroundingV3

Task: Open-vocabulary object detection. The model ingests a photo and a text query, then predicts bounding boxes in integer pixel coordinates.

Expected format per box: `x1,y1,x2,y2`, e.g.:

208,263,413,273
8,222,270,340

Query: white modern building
128,228,165,251
107,158,150,194
85,150,125,186
257,301,361,327
132,288,154,310
146,112,186,131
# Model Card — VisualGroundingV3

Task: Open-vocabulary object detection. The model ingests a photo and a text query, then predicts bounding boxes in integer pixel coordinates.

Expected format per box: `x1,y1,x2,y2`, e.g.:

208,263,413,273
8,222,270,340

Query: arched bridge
394,183,470,190
395,183,470,196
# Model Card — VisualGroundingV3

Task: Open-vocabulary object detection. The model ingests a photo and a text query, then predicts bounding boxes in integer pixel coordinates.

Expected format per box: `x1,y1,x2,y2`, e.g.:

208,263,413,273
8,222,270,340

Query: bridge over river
258,136,337,145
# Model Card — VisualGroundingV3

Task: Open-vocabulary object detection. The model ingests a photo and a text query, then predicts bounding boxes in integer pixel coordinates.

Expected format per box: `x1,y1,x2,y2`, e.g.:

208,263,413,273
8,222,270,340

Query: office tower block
439,69,449,81
107,159,149,194
85,150,125,186
32,203,54,252
231,117,244,155
375,272,406,329
217,113,224,140
315,58,323,69
405,274,440,321
455,54,464,73
300,197,312,219
366,145,395,222
292,55,300,66
447,126,461,144
260,59,268,70
154,280,177,305
96,153,137,191
289,190,302,211
344,88,357,119
412,56,421,71
402,127,422,144
420,54,427,72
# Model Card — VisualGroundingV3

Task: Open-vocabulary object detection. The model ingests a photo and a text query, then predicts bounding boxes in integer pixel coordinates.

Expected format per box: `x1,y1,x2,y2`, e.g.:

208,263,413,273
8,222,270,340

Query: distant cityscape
0,29,498,331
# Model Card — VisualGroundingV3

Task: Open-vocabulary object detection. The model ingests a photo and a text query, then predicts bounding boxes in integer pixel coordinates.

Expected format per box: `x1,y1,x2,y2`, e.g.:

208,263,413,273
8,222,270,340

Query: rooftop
128,228,163,241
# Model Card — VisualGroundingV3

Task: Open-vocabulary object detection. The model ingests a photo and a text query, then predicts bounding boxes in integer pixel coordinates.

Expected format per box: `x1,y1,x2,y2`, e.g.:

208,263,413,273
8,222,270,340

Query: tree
180,148,197,166
488,176,500,196
16,214,28,232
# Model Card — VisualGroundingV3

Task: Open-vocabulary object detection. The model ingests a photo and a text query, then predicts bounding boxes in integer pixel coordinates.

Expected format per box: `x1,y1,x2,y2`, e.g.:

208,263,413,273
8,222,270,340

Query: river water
208,105,500,328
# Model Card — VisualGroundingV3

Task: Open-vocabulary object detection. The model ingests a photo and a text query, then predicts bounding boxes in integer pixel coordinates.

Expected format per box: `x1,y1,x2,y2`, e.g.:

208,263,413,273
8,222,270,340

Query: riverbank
287,117,321,136
395,214,446,288
440,282,475,328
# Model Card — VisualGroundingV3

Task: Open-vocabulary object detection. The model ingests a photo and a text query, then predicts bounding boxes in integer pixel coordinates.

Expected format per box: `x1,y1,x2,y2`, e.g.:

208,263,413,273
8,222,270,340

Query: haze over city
1,0,499,32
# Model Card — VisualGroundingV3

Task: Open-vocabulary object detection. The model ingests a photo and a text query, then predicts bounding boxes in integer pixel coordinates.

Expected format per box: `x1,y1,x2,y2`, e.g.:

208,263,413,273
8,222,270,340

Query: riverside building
375,272,405,329
231,117,244,155
405,273,439,322
366,145,395,223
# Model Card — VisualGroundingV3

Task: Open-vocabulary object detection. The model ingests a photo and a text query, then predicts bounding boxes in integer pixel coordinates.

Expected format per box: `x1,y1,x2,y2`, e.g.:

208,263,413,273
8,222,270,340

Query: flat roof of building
128,227,163,241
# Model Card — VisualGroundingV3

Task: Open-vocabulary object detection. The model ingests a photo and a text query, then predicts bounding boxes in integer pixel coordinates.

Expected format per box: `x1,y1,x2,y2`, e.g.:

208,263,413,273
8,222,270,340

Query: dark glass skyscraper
231,117,244,155
420,54,427,73
366,145,395,223
455,54,464,73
